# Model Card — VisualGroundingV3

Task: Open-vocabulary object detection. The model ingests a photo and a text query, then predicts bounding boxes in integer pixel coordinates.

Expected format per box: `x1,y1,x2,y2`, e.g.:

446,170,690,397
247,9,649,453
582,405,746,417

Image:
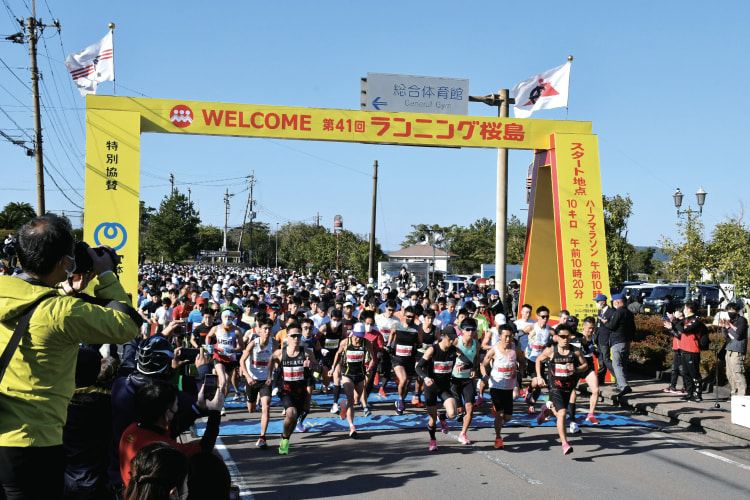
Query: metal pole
368,160,378,281
495,89,510,293
275,223,279,268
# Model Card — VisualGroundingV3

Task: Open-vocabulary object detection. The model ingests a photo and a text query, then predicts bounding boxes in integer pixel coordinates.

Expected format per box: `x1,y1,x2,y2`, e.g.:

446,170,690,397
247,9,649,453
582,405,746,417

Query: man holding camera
0,214,142,499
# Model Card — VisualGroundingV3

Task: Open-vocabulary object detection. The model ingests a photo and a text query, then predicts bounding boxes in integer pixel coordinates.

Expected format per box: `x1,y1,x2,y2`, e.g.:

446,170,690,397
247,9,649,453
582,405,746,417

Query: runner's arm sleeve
415,356,430,379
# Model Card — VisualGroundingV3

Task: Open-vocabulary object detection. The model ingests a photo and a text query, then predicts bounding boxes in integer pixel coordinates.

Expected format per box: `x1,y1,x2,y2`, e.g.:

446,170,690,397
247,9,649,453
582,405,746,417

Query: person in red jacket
663,301,705,402
119,381,223,490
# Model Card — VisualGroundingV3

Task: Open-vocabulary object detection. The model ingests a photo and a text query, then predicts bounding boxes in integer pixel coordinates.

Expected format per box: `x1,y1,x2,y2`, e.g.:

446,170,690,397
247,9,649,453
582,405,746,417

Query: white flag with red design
65,31,114,97
511,61,570,118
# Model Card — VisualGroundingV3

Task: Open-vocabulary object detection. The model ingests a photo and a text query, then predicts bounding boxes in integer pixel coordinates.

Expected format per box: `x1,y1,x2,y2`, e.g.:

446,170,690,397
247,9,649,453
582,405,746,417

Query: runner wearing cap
206,310,245,410
375,300,400,396
416,325,459,451
451,318,480,445
330,323,376,437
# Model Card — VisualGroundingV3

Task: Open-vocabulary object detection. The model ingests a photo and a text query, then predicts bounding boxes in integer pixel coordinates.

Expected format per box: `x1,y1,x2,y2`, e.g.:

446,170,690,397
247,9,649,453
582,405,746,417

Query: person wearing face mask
319,308,347,413
522,306,553,414
0,215,141,499
206,310,245,408
593,294,614,385
389,316,420,414
359,311,384,413
119,382,223,492
719,303,748,396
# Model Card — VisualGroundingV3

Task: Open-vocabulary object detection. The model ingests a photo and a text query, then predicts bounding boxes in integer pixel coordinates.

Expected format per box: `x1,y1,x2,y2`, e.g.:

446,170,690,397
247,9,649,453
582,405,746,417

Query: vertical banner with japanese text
84,109,141,300
551,133,609,320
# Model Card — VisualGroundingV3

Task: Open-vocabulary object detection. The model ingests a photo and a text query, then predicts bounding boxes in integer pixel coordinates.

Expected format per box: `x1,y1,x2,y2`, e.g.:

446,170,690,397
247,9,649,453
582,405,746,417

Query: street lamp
672,187,707,300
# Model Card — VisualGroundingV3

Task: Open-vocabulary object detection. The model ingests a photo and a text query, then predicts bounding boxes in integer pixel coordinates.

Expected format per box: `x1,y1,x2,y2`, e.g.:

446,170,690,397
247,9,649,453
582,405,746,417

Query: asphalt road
205,396,750,500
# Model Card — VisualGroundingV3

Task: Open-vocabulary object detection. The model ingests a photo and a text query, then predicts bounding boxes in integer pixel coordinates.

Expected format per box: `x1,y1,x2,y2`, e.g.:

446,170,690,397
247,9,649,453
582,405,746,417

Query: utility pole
169,173,175,194
495,89,510,295
222,189,231,253
237,173,256,265
187,187,191,206
368,160,378,282
24,3,59,216
316,212,320,227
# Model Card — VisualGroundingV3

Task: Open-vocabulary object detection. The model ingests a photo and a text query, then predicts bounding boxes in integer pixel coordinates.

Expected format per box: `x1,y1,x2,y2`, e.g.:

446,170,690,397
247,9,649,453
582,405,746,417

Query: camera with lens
73,241,122,274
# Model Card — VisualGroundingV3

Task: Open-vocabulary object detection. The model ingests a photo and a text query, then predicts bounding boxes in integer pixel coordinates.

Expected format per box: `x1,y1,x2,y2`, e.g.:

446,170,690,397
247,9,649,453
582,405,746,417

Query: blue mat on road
195,411,659,436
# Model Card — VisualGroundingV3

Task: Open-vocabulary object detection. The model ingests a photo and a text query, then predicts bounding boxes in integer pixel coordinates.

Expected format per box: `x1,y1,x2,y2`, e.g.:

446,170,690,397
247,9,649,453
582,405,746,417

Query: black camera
73,241,122,274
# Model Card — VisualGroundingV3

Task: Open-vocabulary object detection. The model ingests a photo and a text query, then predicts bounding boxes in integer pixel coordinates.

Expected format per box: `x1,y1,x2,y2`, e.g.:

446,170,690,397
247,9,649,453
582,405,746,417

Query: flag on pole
65,31,114,97
511,61,570,118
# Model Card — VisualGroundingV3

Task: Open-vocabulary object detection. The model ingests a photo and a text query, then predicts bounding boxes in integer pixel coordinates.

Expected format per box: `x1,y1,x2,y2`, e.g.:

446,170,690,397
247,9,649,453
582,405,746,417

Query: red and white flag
511,61,570,118
65,31,114,97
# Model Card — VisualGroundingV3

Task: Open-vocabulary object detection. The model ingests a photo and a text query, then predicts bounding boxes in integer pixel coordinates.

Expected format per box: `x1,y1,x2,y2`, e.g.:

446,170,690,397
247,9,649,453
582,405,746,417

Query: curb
598,386,750,447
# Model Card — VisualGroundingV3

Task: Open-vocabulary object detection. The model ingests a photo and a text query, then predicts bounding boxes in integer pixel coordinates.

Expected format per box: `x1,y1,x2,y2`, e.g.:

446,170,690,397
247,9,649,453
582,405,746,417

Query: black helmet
136,336,174,376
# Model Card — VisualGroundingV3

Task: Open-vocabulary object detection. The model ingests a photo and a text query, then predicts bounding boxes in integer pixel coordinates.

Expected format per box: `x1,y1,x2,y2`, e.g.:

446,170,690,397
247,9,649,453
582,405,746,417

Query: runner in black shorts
330,323,376,437
416,325,459,451
534,323,588,455
480,324,525,449
239,318,275,449
389,322,420,415
266,324,317,455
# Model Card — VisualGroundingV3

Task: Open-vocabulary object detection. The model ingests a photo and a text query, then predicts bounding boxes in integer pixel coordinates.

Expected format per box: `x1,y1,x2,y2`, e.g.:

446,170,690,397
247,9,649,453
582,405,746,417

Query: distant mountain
635,246,668,262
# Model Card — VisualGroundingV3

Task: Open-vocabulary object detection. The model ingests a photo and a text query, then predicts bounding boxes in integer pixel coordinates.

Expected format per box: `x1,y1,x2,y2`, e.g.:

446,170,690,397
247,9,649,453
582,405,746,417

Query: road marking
637,429,750,472
446,432,542,485
216,437,255,500
696,450,750,472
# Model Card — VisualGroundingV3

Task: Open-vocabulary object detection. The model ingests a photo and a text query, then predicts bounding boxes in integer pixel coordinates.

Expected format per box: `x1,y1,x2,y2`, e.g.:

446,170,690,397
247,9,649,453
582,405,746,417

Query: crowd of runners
128,263,608,458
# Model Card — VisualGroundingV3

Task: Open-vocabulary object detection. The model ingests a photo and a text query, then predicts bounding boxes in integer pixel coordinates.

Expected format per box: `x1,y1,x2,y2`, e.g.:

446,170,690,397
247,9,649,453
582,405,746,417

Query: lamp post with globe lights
673,187,707,300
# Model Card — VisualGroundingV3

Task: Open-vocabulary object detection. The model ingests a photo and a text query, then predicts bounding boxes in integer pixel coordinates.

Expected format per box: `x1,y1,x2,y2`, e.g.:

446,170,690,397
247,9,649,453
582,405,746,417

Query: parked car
642,285,687,315
621,284,656,313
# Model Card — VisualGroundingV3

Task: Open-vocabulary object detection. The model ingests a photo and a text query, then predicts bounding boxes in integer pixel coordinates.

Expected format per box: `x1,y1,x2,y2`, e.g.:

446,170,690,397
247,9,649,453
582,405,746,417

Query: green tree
603,194,635,288
705,215,750,296
450,218,496,274
141,190,201,261
195,225,223,252
658,210,707,285
506,214,527,265
629,247,656,276
0,201,37,230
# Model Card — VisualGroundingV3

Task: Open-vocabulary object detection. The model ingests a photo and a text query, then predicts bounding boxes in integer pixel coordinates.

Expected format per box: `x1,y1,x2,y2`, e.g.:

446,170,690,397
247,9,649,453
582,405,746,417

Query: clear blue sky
1,1,747,252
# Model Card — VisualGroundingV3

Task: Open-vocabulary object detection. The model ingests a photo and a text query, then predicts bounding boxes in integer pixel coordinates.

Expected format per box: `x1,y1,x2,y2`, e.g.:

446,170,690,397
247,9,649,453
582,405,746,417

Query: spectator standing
0,214,141,499
719,302,747,396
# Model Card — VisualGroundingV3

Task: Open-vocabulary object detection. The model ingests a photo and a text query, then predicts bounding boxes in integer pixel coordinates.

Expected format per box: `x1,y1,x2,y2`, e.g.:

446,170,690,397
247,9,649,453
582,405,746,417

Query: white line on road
446,432,543,485
216,437,255,500
638,429,750,472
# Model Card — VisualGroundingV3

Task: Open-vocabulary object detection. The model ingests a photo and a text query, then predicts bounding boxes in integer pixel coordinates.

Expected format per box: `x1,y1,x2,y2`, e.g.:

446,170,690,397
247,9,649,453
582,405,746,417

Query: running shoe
220,406,226,417
331,403,340,414
458,433,471,445
363,406,372,417
662,386,677,393
429,439,438,451
569,421,580,434
439,415,449,434
527,405,535,415
232,393,241,401
395,400,405,415
378,387,387,398
278,437,290,455
536,406,550,425
280,408,286,416
295,422,307,433
562,443,573,455
494,437,504,449
475,396,485,407
456,411,465,421
272,387,279,397
349,426,357,439
339,400,348,420
373,373,380,386
585,414,600,425
320,385,328,394
411,396,420,406
256,437,268,449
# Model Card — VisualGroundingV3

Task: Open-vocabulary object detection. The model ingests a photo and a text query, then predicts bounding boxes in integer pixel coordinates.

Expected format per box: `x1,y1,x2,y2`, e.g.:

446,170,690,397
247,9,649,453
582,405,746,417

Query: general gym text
202,109,312,130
